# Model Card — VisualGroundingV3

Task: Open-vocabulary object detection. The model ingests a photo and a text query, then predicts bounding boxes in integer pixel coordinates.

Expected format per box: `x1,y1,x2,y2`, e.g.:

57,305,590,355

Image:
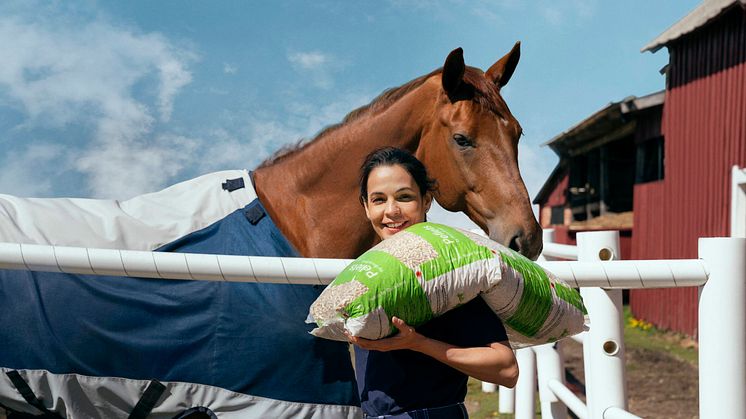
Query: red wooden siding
630,58,746,337
539,174,569,228
545,174,569,207
668,6,746,89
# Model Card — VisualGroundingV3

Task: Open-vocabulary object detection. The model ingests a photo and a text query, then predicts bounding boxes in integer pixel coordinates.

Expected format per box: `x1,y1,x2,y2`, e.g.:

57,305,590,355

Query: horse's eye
453,134,474,148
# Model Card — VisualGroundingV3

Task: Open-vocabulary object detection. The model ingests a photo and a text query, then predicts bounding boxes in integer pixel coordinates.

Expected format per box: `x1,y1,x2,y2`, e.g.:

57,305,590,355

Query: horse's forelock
462,67,510,118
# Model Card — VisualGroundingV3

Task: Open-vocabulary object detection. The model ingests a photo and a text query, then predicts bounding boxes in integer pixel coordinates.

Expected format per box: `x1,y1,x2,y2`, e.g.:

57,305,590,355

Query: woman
348,147,518,419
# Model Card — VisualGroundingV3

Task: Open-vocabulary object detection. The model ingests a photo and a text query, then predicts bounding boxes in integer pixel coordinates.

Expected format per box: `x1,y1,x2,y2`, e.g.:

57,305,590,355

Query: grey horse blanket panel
0,170,360,418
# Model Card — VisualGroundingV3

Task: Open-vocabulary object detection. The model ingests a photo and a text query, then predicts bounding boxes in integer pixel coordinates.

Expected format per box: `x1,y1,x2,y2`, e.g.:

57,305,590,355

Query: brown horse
254,44,542,260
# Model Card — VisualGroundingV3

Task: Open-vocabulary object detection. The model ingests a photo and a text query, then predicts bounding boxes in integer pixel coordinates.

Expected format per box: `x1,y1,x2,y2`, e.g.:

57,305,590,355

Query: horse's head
416,44,542,259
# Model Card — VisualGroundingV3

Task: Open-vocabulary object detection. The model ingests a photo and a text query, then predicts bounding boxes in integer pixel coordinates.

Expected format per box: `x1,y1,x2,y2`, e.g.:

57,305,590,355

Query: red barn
631,0,746,337
533,92,665,264
535,0,746,337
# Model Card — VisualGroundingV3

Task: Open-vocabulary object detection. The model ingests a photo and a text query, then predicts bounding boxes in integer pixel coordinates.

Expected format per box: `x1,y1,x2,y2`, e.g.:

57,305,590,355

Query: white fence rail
0,242,709,289
0,242,352,285
0,233,744,418
490,229,746,419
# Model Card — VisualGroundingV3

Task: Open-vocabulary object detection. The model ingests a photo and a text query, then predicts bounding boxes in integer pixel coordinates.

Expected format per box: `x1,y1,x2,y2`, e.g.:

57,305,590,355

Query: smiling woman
349,147,518,419
359,147,435,240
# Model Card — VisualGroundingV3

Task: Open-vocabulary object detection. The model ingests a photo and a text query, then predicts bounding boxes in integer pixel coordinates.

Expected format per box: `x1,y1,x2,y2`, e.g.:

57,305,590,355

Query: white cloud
572,0,597,19
223,63,238,74
519,142,557,208
0,19,194,124
540,6,564,25
385,0,523,24
193,121,302,174
287,50,344,89
0,11,196,198
285,93,372,137
157,55,193,122
538,0,597,26
76,133,199,199
386,0,432,10
192,92,374,173
468,0,528,23
288,51,328,70
0,143,68,197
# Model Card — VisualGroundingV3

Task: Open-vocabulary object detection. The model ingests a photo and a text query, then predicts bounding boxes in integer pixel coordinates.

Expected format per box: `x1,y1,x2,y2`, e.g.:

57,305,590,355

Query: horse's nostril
509,235,521,252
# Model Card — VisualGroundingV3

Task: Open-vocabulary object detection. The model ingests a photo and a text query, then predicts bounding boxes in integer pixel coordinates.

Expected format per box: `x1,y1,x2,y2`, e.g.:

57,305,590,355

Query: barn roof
642,0,746,53
534,91,664,205
542,91,664,158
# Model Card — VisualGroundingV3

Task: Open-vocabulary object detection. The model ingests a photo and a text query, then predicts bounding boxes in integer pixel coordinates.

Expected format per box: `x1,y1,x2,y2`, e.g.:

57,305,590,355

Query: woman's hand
346,317,425,352
347,316,518,387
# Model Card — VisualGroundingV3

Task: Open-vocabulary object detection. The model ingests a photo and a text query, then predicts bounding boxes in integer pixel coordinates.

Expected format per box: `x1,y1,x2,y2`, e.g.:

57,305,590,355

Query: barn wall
539,173,569,227
630,6,746,337
546,174,569,207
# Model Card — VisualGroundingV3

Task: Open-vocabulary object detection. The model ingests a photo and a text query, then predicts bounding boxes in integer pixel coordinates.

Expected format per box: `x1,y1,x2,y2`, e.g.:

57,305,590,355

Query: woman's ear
424,193,433,213
362,198,373,220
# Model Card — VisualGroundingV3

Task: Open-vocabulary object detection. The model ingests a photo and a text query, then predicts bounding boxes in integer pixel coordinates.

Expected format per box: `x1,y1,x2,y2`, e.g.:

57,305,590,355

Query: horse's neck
254,82,435,258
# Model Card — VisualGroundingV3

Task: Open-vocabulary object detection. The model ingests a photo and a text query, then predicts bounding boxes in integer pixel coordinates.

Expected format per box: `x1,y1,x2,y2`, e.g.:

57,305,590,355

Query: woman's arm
347,317,519,388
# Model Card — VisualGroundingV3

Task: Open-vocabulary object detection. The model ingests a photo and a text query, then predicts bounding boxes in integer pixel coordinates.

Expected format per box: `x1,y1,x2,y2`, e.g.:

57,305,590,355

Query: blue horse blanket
0,170,360,418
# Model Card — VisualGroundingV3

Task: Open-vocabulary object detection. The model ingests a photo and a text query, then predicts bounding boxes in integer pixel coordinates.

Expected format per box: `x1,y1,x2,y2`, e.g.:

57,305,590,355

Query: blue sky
0,0,699,229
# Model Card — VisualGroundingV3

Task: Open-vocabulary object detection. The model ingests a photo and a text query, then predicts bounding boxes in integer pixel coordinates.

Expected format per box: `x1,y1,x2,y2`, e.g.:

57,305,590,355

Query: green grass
465,378,515,418
622,306,698,366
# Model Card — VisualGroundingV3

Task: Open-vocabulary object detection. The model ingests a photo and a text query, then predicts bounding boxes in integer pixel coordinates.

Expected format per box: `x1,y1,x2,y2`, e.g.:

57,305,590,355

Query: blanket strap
5,370,63,418
222,177,245,192
128,379,167,419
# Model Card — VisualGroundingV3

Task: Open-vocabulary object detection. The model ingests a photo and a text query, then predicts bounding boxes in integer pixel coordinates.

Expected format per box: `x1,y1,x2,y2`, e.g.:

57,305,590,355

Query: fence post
698,237,746,418
535,342,568,419
514,347,536,419
481,381,497,393
542,228,556,259
536,227,570,419
577,231,627,419
498,385,515,414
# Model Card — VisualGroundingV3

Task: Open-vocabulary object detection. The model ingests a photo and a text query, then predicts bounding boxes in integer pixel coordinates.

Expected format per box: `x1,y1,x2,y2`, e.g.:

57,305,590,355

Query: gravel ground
563,339,699,419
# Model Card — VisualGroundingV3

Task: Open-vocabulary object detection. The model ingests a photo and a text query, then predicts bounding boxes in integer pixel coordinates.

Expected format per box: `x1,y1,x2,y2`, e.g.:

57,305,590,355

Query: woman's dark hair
359,147,437,204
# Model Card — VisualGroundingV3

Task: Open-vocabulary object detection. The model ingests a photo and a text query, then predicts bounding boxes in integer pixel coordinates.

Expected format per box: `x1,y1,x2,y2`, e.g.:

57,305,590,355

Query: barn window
568,139,635,223
636,136,665,183
550,206,564,225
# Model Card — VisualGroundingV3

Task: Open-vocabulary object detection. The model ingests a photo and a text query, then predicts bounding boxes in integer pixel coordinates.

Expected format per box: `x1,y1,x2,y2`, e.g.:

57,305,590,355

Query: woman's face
363,164,432,240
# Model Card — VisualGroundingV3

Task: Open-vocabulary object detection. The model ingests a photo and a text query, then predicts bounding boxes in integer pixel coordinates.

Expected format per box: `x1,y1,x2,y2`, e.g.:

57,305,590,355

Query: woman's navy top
354,297,509,416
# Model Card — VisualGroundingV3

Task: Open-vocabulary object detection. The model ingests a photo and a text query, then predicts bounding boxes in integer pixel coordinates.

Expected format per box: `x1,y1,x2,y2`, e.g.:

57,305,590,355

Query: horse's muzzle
489,222,543,261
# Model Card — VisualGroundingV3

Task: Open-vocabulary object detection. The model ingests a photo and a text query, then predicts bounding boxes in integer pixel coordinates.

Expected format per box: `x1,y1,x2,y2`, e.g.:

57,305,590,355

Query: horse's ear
442,47,465,97
486,41,520,88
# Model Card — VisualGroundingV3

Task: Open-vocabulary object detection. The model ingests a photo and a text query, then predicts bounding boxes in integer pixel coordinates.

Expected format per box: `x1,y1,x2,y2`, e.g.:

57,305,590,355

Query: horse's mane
257,66,505,168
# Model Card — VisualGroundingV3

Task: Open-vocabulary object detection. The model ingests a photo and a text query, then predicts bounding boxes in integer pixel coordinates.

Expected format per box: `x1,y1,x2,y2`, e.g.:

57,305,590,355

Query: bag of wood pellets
308,222,586,348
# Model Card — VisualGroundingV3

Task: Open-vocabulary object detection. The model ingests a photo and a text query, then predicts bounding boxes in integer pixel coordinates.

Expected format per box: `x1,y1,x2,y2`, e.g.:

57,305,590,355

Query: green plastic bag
309,222,586,348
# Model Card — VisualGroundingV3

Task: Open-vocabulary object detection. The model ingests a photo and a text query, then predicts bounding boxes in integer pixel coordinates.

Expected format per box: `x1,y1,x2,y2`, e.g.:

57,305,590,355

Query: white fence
733,165,746,238
483,229,746,419
0,232,744,418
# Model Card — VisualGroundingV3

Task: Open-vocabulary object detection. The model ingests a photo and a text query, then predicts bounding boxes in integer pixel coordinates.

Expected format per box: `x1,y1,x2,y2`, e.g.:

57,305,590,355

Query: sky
0,0,701,230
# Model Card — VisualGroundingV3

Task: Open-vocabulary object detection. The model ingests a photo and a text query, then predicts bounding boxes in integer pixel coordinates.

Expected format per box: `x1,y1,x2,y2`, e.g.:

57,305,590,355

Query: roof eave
642,0,746,53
